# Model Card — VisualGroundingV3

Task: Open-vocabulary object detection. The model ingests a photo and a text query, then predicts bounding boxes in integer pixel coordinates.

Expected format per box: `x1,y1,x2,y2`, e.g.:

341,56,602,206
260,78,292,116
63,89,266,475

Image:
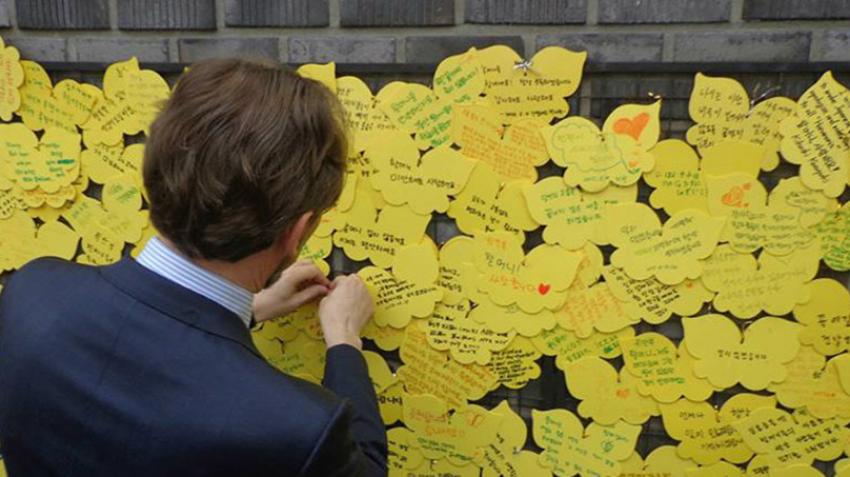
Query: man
0,58,387,476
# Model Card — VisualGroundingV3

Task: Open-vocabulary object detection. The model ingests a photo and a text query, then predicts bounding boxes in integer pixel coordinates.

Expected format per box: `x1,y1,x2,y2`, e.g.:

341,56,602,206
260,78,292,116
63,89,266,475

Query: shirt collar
135,237,254,328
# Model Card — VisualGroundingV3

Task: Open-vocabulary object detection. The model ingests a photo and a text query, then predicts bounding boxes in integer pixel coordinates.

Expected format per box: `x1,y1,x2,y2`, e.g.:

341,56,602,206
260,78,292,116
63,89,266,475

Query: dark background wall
0,0,848,65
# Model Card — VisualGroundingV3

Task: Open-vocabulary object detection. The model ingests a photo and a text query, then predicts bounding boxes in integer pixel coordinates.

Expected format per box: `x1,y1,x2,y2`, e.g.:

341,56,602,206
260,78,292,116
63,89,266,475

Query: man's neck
159,237,267,293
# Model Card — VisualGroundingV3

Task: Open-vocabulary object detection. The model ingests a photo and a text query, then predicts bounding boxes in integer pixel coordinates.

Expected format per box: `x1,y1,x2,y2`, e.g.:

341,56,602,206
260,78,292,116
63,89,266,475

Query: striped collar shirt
135,236,254,328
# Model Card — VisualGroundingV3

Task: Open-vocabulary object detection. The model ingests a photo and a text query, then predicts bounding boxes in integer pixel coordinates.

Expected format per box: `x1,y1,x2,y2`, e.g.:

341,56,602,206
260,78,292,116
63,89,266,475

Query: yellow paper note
473,232,581,313
0,37,23,121
359,241,443,329
451,103,549,182
476,400,553,477
700,242,820,319
530,325,634,371
780,71,850,197
485,336,541,389
644,139,709,216
769,345,850,420
621,332,714,403
425,300,515,365
607,202,725,284
477,45,586,124
604,265,713,325
794,278,850,356
437,236,479,305
532,408,640,477
402,393,502,466
619,445,696,477
660,394,774,465
468,296,556,337
296,62,336,93
683,313,801,390
815,202,850,272
447,161,537,240
398,323,498,409
553,281,639,338
564,356,659,425
523,176,637,250
336,75,396,154
733,407,850,467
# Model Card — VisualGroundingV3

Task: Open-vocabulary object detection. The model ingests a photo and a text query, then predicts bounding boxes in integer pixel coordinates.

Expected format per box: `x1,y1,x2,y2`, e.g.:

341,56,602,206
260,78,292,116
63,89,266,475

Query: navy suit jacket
0,257,388,476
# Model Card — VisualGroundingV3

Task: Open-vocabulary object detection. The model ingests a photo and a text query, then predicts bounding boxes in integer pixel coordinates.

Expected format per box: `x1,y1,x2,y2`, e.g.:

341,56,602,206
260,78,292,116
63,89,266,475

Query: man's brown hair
143,58,348,261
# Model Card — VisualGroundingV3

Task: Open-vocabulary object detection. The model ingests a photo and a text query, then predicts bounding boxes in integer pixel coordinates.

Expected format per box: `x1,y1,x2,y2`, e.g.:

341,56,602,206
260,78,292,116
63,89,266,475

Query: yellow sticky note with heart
0,37,23,121
687,73,797,172
296,62,336,93
604,266,713,325
769,345,850,420
683,313,801,390
532,408,640,477
359,241,443,329
0,124,81,194
473,232,581,314
333,190,431,268
706,173,817,256
733,407,850,467
553,281,639,338
564,356,659,425
524,176,637,250
661,393,773,465
336,75,396,154
476,400,553,477
377,49,484,149
794,278,850,356
447,161,537,240
370,143,475,215
425,300,515,365
477,45,586,124
485,336,541,389
644,139,709,216
403,393,502,466
468,296,555,337
780,71,850,198
815,202,850,272
619,445,696,477
700,242,820,319
603,100,662,150
451,103,549,183
398,323,498,409
607,202,725,284
621,332,714,403
544,114,655,192
531,325,634,371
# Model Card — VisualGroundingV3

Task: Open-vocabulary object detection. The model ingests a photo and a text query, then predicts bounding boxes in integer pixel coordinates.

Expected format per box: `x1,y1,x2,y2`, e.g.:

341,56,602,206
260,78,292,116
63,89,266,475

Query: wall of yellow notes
2,34,850,476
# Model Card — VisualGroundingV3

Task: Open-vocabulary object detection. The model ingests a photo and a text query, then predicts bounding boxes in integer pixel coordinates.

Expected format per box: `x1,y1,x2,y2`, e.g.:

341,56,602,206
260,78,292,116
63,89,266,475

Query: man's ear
279,211,314,259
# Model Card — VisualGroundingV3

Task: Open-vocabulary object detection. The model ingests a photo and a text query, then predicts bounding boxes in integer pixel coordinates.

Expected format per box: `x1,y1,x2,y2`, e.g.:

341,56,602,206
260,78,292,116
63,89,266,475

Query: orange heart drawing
721,183,752,208
613,112,650,141
538,283,551,295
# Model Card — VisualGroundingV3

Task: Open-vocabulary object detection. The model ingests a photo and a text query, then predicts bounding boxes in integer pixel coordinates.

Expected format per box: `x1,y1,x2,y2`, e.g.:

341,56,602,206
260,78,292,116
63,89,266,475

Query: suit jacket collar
99,257,262,359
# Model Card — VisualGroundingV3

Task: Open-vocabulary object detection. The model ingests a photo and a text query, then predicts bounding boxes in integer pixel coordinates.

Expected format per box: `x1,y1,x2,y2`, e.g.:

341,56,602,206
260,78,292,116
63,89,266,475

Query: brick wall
0,0,848,65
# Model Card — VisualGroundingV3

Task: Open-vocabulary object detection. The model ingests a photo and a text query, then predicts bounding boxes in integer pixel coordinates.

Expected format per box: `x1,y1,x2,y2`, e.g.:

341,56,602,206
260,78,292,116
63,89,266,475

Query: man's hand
318,275,374,350
253,260,331,323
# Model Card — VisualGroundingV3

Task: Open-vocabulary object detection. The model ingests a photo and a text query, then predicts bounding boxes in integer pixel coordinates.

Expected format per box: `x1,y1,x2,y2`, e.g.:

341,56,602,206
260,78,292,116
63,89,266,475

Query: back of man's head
143,58,348,262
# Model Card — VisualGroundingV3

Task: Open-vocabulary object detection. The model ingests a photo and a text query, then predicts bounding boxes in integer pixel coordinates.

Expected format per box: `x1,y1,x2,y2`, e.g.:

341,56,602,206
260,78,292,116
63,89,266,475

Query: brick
0,0,10,27
340,0,453,26
405,35,524,63
466,0,586,24
5,37,67,61
16,0,110,29
599,0,730,23
672,31,811,62
226,0,328,27
819,30,850,61
536,33,663,62
118,0,216,30
744,0,850,20
75,38,170,63
289,36,396,63
178,38,279,62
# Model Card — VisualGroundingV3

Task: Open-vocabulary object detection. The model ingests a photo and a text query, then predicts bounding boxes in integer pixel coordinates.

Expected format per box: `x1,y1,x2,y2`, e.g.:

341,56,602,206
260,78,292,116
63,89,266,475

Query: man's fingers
292,284,330,306
286,261,331,287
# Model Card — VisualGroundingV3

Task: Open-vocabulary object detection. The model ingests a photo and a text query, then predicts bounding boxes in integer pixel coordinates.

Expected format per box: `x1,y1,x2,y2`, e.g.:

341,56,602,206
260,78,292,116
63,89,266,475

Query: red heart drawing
613,112,651,141
538,283,551,295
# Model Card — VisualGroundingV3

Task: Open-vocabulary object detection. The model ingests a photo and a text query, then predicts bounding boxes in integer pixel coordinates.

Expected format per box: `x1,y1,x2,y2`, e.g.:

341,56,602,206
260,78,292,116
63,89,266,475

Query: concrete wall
0,0,848,64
